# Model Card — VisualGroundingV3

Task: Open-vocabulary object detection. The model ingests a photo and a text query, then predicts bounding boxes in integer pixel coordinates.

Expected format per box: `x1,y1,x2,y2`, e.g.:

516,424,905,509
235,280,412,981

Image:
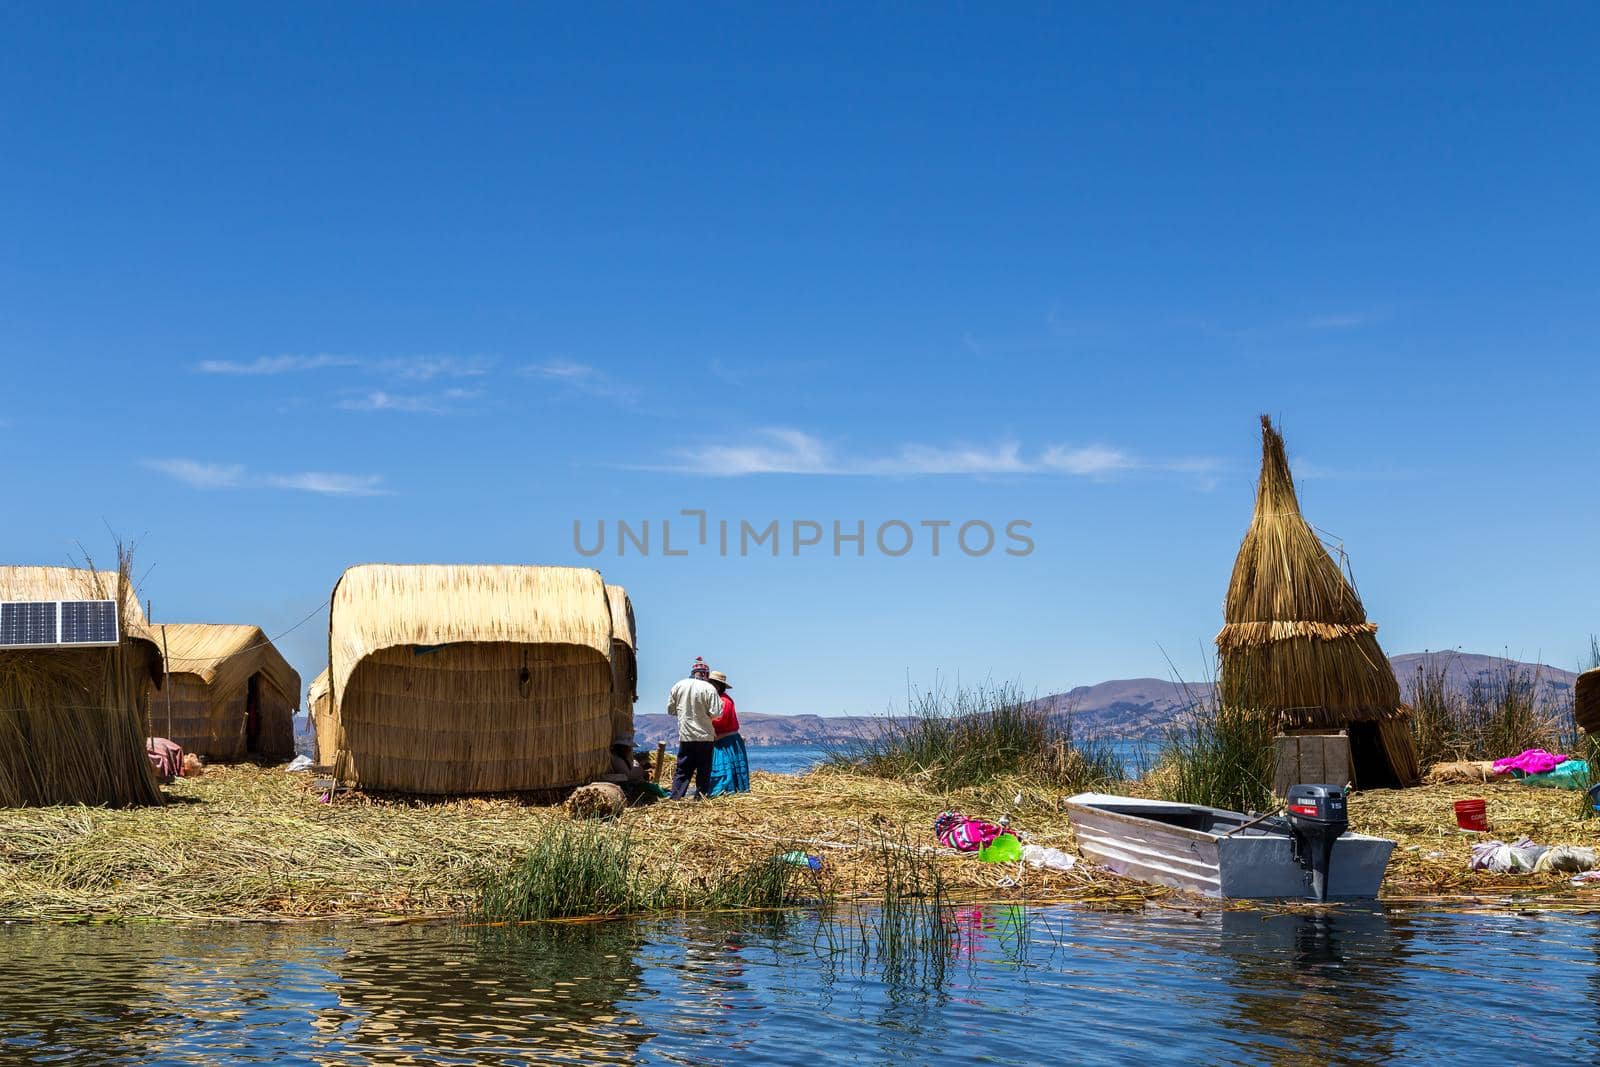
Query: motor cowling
1286,784,1348,902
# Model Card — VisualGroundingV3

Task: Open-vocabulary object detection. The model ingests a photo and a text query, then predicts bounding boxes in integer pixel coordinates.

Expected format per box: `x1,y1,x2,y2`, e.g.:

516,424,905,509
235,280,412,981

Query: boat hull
1065,794,1394,900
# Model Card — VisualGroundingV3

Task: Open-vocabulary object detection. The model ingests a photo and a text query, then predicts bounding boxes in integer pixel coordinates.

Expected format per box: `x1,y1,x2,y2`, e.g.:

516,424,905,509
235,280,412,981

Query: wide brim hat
708,670,731,688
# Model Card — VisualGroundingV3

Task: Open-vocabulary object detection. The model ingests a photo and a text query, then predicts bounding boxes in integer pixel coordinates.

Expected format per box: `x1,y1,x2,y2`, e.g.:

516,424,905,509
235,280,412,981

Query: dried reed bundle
149,623,300,761
0,559,163,807
563,781,626,820
1216,417,1418,786
1422,760,1497,784
328,565,616,794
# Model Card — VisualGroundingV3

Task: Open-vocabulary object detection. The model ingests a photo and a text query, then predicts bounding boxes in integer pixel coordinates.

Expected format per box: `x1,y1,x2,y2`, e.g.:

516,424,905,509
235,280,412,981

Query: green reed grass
1406,656,1466,769
477,823,669,922
478,825,830,922
700,846,828,910
841,831,956,987
824,679,1125,794
1161,698,1275,813
1405,653,1569,764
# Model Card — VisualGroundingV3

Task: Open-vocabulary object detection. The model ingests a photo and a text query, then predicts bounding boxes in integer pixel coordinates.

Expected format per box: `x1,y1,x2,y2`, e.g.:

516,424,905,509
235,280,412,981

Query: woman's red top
714,692,739,737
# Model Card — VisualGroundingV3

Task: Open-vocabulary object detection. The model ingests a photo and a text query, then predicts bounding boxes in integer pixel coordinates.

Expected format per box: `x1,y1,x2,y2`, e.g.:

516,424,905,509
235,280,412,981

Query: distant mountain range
630,652,1583,746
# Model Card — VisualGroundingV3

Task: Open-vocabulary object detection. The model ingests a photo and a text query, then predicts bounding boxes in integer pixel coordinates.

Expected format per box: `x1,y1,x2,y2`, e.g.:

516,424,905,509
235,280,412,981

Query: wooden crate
1273,732,1351,798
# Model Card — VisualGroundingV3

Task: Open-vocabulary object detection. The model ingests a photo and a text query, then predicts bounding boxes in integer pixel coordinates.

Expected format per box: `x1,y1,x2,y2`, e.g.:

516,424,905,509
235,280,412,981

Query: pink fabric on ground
146,737,183,781
1493,748,1569,776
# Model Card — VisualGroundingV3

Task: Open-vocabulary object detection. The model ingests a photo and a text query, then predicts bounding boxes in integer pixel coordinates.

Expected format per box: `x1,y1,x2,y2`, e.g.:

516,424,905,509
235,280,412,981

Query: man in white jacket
667,657,720,799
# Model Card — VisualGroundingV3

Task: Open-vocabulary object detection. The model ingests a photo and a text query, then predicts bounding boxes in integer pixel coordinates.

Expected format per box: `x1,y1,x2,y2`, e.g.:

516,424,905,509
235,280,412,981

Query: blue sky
3,4,1598,717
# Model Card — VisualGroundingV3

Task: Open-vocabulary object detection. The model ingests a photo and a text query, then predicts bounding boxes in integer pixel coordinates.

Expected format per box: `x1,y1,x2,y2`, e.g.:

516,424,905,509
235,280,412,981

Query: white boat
1063,792,1395,900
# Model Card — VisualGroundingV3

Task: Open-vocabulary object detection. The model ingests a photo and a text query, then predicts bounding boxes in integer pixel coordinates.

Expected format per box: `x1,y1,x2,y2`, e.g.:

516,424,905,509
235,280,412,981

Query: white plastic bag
1021,844,1076,872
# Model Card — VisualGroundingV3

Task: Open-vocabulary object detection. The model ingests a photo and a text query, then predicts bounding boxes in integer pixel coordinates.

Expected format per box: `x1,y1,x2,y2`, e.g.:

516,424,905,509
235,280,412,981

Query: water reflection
3,907,1600,1065
1215,909,1409,1066
318,922,650,1065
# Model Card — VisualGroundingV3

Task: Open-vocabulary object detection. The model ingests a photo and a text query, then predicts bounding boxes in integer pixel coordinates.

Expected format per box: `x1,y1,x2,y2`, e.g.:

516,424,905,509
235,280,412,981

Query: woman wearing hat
706,670,750,796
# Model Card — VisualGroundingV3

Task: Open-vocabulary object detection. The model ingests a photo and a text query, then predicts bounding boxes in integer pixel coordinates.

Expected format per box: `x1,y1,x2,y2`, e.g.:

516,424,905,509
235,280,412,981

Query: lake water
748,740,1155,778
746,743,829,775
6,905,1598,1065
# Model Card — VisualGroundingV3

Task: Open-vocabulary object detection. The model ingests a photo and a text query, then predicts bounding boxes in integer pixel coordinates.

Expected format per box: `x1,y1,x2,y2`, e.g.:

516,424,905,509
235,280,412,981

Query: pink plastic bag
1493,749,1569,776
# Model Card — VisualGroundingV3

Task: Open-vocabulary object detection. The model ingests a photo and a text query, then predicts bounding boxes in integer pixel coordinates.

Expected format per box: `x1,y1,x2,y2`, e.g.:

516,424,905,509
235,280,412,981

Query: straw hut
0,564,164,806
1576,669,1600,736
147,623,300,762
327,564,615,794
307,667,336,765
1216,417,1420,788
606,584,638,749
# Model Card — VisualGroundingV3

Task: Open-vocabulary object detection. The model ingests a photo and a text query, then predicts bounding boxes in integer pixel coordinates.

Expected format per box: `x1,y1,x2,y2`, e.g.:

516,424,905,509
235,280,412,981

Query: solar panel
0,602,56,646
0,600,120,649
60,600,119,645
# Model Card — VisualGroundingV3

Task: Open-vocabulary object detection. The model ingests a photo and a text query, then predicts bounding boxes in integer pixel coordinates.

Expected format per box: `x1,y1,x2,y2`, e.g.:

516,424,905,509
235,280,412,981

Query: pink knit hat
690,657,710,679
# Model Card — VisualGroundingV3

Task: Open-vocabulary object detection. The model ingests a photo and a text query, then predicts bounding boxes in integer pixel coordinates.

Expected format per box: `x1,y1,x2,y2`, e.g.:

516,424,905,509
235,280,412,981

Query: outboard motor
1286,784,1348,902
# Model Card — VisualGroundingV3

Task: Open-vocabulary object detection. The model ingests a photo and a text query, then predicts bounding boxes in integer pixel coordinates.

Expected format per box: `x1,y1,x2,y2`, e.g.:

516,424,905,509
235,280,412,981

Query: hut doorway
1347,722,1401,790
245,674,263,755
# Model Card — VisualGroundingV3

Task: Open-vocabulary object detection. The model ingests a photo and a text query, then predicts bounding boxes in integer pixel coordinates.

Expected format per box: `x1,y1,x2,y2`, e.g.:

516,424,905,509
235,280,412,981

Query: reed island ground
0,764,1594,923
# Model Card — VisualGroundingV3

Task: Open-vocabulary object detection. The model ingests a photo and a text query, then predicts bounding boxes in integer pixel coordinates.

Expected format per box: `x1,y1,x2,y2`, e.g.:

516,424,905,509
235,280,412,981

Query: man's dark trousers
670,741,714,799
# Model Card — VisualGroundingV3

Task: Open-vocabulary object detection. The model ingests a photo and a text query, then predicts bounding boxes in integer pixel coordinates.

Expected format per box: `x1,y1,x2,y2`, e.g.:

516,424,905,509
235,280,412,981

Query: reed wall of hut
308,668,336,765
606,584,637,748
327,564,615,795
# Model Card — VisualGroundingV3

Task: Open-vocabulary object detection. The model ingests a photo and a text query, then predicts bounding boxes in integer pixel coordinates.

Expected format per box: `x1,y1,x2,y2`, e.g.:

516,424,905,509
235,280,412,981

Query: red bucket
1454,798,1488,832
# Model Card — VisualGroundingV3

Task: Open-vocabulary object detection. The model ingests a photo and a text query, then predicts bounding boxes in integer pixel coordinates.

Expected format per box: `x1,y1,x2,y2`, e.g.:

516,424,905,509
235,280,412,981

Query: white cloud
376,357,492,381
196,354,491,381
874,442,1032,476
264,472,388,496
1038,445,1137,477
674,429,834,475
144,458,388,496
196,355,359,375
520,360,637,402
338,388,480,414
142,458,247,489
666,429,1215,481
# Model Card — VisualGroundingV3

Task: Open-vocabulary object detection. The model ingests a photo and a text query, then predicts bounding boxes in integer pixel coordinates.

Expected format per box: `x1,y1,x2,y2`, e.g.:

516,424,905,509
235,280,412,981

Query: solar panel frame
0,600,121,649
60,600,120,646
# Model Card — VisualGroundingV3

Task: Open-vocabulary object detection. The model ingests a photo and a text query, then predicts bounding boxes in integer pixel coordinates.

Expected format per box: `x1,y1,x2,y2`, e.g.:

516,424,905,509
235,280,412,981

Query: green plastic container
977,833,1022,863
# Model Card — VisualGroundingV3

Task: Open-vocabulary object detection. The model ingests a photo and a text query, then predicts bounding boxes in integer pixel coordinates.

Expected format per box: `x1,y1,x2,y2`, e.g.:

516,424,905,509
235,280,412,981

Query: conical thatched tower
1216,416,1419,787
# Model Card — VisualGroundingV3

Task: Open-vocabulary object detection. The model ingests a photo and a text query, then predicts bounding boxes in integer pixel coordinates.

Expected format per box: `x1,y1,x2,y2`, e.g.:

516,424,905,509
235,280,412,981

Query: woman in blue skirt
707,670,750,796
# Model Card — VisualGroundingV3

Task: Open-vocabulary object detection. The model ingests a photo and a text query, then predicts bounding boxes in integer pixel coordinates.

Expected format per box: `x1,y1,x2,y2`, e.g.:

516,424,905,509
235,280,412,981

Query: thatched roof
0,565,152,632
1216,417,1416,786
153,623,301,709
606,585,635,649
1216,418,1403,723
1577,668,1600,735
329,564,614,702
0,566,162,681
1218,419,1378,645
